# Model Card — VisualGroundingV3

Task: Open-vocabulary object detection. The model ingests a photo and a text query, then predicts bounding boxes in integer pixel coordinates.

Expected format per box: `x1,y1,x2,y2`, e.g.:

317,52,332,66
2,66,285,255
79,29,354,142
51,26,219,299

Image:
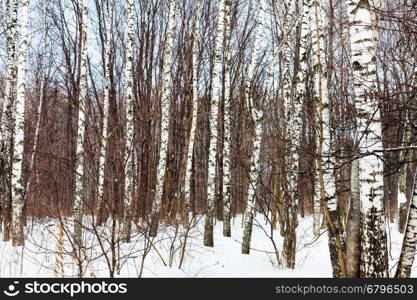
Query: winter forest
0,0,416,278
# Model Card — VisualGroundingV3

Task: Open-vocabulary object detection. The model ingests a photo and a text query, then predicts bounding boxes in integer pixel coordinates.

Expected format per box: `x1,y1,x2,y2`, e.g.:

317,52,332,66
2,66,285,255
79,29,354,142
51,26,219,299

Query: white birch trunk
241,0,268,254
311,0,346,277
348,0,388,277
203,0,228,247
96,0,114,226
11,0,30,247
1,0,18,132
122,0,135,242
312,1,335,213
0,0,18,239
280,0,301,267
310,0,327,237
396,167,417,277
222,0,232,238
284,0,300,194
150,0,176,237
73,0,89,248
1,0,18,121
183,0,202,222
295,0,311,112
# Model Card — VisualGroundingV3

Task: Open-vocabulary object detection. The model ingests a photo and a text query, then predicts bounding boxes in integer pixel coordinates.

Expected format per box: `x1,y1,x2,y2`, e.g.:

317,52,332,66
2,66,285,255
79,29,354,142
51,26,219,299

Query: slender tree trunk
73,0,89,252
122,0,135,242
55,218,65,277
203,0,228,247
399,124,411,197
11,0,30,246
183,0,202,223
396,167,417,277
282,0,301,268
311,0,346,277
346,158,361,277
0,0,18,241
96,0,114,226
222,0,232,238
311,0,324,237
241,0,267,254
150,0,177,237
343,0,361,278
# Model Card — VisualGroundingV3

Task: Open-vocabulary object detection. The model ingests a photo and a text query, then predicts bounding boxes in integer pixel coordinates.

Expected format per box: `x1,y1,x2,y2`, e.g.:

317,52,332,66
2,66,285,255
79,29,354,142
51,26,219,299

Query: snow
0,214,415,277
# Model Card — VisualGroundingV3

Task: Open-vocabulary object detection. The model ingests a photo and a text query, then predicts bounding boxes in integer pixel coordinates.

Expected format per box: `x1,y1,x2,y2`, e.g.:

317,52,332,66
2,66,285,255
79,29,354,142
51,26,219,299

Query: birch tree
0,0,18,241
10,0,30,246
280,0,300,267
343,0,361,278
96,0,114,226
203,0,228,247
310,0,324,237
183,0,201,222
150,0,176,237
222,0,232,238
396,166,417,277
347,0,389,277
73,0,89,249
122,0,135,242
241,0,268,254
311,0,346,276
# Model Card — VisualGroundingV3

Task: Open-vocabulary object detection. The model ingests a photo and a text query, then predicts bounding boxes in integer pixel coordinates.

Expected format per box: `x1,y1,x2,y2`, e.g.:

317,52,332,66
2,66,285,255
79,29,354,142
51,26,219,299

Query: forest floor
0,211,415,277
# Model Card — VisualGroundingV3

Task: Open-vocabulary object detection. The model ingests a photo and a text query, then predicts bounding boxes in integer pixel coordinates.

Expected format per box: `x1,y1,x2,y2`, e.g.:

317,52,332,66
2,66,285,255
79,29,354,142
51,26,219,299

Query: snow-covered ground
0,214,415,277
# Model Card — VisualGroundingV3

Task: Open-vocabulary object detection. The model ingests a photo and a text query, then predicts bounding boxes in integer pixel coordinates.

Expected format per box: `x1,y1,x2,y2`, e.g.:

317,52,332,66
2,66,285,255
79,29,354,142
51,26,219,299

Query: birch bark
73,0,89,248
11,0,30,246
396,167,417,277
280,0,300,267
344,0,361,278
310,0,325,237
183,0,202,223
122,0,135,242
203,0,228,247
241,0,268,254
0,0,18,240
96,0,114,226
311,0,346,276
222,0,232,238
348,0,388,277
150,0,176,237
